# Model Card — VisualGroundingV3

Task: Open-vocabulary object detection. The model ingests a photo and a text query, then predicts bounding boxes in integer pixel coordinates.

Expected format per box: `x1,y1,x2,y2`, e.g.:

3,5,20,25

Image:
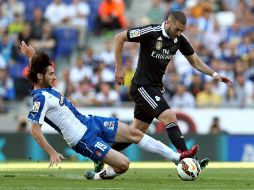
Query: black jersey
127,23,194,87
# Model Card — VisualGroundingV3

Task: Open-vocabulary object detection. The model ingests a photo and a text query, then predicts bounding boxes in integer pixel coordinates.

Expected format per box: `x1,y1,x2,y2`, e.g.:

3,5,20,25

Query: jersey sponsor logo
31,101,40,112
151,51,174,60
129,29,140,38
156,37,163,50
59,95,64,106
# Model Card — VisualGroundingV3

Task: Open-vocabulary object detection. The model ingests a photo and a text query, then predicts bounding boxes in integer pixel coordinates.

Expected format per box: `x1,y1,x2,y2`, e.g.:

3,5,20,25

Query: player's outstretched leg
85,166,119,180
94,162,105,173
179,144,199,160
199,158,209,169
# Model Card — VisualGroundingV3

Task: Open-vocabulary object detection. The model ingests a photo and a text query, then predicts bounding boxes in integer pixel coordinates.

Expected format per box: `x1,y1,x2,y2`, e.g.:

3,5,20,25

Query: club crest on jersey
129,29,140,38
155,96,161,101
31,101,40,112
156,37,163,50
103,121,115,130
59,95,64,106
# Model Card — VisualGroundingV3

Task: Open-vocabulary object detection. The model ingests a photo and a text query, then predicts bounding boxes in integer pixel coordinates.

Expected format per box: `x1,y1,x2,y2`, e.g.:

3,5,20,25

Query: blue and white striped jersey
28,87,91,147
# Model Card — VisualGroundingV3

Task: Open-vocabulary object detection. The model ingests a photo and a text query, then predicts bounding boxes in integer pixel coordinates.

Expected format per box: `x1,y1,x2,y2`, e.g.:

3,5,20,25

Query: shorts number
94,142,107,152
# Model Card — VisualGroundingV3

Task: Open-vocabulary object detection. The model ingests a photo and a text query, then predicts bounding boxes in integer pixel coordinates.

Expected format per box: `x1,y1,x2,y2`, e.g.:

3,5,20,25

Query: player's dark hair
168,11,187,25
27,51,51,84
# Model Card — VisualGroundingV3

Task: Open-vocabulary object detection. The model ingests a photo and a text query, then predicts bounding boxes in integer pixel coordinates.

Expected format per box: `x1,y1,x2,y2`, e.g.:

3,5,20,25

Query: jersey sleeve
28,93,47,124
127,24,159,43
178,35,194,56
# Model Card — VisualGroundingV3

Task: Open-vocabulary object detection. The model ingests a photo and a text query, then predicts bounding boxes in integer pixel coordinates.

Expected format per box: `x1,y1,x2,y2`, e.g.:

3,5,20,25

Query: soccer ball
177,158,201,181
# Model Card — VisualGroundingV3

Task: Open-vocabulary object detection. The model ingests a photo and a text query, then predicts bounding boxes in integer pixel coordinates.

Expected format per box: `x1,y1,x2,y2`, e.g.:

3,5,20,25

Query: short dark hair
168,11,187,25
27,51,51,84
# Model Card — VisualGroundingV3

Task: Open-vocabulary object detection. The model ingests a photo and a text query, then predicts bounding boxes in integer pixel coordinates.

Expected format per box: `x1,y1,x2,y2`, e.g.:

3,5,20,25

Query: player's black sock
165,121,188,151
111,143,132,151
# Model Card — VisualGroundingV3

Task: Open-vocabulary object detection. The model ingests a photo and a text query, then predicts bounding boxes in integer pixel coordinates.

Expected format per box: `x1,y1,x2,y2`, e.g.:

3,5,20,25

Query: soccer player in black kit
93,11,232,173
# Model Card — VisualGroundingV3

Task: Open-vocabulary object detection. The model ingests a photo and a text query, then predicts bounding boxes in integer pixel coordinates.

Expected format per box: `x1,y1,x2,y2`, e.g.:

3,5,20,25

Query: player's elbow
115,31,127,43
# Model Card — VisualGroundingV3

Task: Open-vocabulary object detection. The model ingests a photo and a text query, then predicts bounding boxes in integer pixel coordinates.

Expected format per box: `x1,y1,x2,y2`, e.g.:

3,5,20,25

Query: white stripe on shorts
138,87,158,109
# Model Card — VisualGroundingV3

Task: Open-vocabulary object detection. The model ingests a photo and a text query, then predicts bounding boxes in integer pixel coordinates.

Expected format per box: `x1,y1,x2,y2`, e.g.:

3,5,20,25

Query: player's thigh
114,121,143,143
93,116,118,143
131,118,150,133
72,136,111,163
130,85,169,121
102,148,130,173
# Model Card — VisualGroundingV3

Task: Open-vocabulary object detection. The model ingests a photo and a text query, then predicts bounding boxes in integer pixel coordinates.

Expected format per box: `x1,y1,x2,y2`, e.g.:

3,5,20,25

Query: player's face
166,20,185,39
41,65,56,88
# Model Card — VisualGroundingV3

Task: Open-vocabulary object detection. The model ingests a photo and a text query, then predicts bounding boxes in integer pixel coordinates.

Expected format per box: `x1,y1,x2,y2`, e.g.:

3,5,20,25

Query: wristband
212,72,218,78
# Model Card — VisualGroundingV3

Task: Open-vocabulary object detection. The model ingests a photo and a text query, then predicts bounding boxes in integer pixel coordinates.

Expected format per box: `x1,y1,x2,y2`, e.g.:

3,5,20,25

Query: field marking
1,162,254,169
0,188,135,190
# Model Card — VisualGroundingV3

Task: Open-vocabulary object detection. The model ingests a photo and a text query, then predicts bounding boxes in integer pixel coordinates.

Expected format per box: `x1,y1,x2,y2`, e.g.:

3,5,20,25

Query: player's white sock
93,166,119,180
138,134,180,164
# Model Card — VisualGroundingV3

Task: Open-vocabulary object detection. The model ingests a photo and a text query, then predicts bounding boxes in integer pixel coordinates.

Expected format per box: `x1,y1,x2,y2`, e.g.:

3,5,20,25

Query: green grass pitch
0,162,254,190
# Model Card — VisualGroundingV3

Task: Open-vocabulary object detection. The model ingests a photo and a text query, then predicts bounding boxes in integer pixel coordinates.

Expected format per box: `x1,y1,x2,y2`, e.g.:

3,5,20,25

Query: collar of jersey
161,22,170,39
31,87,53,96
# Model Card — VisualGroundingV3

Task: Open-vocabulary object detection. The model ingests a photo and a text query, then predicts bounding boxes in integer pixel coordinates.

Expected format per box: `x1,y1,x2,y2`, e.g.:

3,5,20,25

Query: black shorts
129,84,170,124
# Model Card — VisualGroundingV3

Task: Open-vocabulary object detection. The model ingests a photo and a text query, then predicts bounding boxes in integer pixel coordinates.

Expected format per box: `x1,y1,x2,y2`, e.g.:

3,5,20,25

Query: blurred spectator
8,12,24,35
99,39,115,67
30,8,46,40
166,0,185,15
91,60,115,86
222,86,241,107
44,0,69,25
188,73,204,97
17,21,32,44
163,69,180,99
145,0,164,24
69,56,93,87
170,83,196,108
197,4,215,34
0,3,10,34
203,19,225,53
0,67,15,101
30,22,56,58
234,73,254,107
82,46,98,69
209,116,227,134
0,31,16,65
97,0,128,34
196,81,222,107
67,0,90,46
95,82,120,106
16,115,28,133
70,79,96,106
1,0,25,22
120,56,134,101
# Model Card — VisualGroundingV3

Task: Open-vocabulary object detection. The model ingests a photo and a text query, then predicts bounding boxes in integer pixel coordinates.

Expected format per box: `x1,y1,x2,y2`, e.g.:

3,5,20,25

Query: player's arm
20,41,35,62
185,53,232,86
30,123,66,167
114,30,128,85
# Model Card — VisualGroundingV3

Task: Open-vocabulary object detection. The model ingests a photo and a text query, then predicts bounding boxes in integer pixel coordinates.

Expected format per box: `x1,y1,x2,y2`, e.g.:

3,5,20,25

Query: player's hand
49,152,66,168
213,74,232,87
20,41,35,59
115,67,125,85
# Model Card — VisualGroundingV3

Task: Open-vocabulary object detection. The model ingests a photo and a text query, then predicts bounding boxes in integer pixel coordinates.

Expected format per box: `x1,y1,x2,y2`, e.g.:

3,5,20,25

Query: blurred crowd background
0,0,254,115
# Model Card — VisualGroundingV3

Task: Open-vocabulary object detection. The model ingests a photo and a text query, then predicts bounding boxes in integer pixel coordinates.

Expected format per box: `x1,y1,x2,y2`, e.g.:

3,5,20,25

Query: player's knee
118,158,130,173
129,128,143,143
159,109,177,124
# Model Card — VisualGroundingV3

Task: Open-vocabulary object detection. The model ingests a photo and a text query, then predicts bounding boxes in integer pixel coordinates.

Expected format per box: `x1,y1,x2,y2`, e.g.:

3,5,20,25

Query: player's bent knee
118,158,130,173
129,128,143,143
